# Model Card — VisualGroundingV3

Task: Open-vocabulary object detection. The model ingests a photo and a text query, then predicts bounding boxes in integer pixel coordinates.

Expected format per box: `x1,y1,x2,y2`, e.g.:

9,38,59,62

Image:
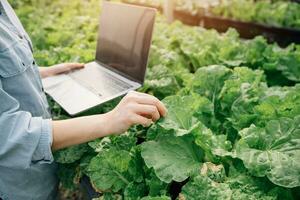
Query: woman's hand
105,91,168,135
39,63,85,78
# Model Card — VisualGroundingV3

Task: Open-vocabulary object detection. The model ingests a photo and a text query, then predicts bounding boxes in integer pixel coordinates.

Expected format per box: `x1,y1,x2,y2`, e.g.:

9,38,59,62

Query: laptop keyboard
69,65,133,97
100,71,132,92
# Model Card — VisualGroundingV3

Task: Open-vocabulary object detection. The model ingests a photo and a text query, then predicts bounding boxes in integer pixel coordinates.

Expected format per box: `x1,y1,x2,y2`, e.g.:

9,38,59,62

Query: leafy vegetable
141,134,203,183
126,0,300,29
142,65,181,99
140,196,170,200
236,116,300,188
180,162,294,200
54,144,89,164
87,149,132,192
211,0,300,29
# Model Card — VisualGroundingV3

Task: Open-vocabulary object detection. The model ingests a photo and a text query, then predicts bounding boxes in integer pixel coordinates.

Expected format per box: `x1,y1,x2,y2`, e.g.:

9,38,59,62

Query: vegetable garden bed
122,0,300,46
12,0,300,199
52,18,300,200
201,15,300,47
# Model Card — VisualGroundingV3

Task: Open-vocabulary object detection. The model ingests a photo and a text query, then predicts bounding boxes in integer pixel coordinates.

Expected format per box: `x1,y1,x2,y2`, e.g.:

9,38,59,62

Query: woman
0,0,167,199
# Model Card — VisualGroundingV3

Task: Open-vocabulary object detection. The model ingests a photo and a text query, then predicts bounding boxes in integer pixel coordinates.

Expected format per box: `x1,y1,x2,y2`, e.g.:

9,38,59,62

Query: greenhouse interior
0,0,300,200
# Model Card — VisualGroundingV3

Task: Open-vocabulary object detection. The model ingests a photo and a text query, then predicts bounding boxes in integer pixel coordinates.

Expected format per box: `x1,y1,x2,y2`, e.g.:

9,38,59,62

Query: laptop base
42,62,141,116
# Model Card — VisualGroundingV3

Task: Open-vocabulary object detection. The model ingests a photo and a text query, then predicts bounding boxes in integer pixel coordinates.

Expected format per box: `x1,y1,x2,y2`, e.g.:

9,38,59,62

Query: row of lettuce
125,0,300,29
211,0,300,29
13,0,300,199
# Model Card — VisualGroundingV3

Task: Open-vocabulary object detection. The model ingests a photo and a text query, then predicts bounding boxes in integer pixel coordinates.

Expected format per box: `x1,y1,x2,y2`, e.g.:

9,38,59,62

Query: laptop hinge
95,60,142,84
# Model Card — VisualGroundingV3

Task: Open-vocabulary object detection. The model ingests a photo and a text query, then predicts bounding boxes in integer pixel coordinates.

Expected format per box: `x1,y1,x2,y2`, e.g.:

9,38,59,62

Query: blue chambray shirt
0,0,58,199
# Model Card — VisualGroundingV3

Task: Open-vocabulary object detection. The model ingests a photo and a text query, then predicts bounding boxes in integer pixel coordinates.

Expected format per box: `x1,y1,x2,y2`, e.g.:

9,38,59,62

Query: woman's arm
39,63,167,151
51,91,167,150
39,63,84,78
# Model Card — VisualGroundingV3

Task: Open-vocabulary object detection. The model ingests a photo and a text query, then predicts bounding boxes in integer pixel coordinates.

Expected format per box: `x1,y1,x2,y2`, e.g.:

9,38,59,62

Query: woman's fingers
59,63,85,72
132,104,160,122
108,91,168,134
138,97,167,117
48,63,84,76
130,114,153,127
127,91,168,117
64,63,85,69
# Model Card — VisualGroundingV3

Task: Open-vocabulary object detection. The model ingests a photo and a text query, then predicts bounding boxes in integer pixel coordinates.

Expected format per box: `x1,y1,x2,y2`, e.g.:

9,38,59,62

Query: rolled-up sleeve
0,79,54,169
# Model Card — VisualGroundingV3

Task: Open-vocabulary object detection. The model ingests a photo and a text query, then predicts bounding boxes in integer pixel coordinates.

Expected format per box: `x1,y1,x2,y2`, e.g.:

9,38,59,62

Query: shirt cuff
32,118,54,164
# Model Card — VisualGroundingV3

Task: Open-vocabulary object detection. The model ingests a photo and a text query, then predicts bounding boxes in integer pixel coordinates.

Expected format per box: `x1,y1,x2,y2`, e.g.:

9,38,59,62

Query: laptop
42,2,156,116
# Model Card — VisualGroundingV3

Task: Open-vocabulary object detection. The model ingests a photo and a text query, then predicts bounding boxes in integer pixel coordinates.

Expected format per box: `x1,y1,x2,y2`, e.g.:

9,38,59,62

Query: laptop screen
95,2,156,83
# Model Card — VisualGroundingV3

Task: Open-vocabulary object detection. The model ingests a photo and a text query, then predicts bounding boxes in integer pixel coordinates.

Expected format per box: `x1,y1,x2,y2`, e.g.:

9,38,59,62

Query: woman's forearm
51,91,167,151
51,113,112,151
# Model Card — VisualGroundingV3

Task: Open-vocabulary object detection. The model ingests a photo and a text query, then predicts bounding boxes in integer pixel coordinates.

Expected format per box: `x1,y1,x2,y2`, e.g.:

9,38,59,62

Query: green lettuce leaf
145,171,168,197
93,193,122,200
219,67,266,115
54,143,89,164
236,116,300,188
143,65,181,99
229,81,267,130
87,149,132,192
124,182,147,200
277,46,300,82
254,84,300,126
180,175,232,200
140,196,170,200
193,122,232,161
141,134,203,183
88,135,137,153
180,162,292,200
146,95,203,139
190,65,232,102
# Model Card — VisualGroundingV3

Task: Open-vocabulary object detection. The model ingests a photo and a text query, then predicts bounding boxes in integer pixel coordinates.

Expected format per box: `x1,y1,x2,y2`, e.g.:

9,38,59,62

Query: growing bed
12,0,300,199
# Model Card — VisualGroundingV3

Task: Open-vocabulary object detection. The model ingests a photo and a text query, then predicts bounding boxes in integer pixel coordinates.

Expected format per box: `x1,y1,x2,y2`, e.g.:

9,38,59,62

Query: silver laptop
42,2,156,116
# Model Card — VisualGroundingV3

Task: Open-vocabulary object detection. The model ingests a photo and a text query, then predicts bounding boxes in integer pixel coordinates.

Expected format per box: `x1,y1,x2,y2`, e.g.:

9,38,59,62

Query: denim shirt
0,0,58,199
